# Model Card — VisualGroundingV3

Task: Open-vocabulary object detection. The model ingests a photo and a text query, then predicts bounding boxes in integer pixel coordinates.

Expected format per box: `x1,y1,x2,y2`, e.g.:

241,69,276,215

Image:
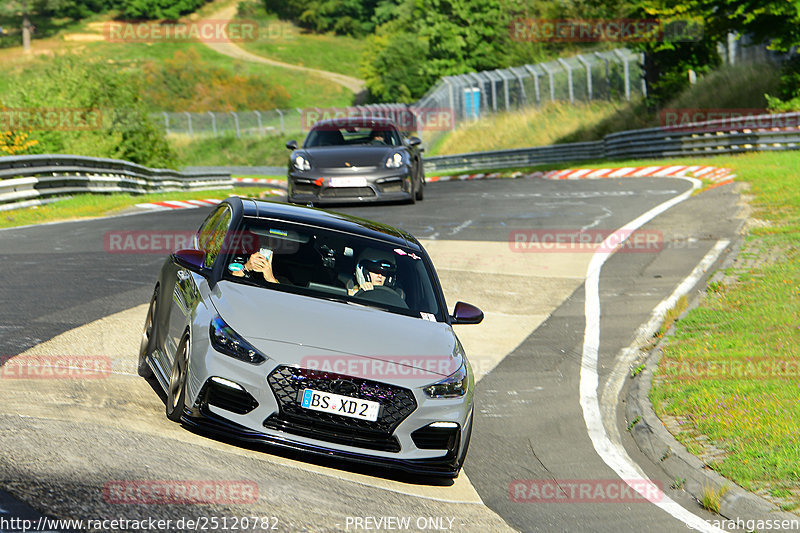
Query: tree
120,0,210,21
630,0,800,106
0,0,65,52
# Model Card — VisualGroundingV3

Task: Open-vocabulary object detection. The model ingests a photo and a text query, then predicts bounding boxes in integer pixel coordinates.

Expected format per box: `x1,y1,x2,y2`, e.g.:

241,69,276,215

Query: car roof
311,116,399,130
233,197,420,250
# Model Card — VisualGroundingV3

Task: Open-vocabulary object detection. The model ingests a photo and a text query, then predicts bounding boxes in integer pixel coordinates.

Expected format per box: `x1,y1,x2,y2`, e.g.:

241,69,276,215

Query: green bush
766,56,800,112
120,0,210,21
140,49,290,112
2,55,177,168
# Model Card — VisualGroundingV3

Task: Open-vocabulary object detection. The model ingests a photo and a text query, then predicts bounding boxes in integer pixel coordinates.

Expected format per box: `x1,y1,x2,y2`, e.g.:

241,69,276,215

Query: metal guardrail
0,155,232,212
423,111,800,173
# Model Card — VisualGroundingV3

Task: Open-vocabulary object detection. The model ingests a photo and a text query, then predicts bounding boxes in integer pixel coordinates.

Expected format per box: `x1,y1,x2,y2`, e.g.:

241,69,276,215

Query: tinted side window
201,208,232,269
196,206,227,250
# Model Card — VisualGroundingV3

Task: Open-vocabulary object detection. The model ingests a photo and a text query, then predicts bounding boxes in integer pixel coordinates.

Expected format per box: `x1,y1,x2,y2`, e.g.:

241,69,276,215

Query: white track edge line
599,239,731,515
580,176,728,533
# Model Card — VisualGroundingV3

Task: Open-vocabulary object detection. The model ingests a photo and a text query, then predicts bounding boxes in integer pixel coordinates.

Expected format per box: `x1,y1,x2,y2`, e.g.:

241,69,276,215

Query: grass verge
427,101,629,156
0,186,281,229
172,134,298,167
641,151,799,512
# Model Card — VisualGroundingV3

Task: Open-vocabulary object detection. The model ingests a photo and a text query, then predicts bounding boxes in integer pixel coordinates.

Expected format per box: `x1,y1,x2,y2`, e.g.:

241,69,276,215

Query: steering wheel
353,286,408,309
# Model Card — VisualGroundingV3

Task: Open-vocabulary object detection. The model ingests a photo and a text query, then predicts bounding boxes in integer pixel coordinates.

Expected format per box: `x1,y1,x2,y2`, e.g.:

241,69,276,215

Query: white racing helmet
356,249,397,288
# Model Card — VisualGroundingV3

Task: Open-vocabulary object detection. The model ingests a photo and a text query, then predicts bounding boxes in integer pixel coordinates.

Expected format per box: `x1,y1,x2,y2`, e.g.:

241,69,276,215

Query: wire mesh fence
153,109,300,138
152,48,646,141
413,48,644,125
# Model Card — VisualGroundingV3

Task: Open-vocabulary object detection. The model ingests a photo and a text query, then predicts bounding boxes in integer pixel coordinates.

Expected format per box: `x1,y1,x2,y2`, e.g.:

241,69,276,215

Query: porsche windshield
304,125,402,147
221,219,444,321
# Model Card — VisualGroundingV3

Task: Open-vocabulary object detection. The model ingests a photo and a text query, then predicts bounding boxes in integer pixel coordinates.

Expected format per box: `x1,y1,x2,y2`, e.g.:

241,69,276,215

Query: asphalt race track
0,176,743,532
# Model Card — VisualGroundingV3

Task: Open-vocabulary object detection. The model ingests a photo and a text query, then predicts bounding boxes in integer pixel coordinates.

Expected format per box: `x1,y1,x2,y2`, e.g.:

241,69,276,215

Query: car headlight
385,152,407,168
424,360,471,398
292,154,311,171
209,316,266,364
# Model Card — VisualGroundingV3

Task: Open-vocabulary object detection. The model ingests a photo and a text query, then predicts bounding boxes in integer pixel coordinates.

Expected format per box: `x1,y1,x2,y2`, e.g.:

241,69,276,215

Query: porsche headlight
385,152,407,168
424,361,470,398
292,154,311,171
209,316,266,364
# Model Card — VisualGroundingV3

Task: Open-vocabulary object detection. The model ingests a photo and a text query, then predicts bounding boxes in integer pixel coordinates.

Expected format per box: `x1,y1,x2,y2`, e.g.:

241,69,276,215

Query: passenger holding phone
241,248,279,284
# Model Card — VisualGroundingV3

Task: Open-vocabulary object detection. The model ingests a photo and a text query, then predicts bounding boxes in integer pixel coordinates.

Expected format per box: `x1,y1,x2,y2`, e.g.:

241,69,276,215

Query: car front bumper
183,343,474,478
287,168,414,204
182,404,471,477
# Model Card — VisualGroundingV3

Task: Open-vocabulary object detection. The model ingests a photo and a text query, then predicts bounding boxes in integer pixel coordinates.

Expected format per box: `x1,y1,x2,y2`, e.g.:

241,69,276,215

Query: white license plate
300,388,380,422
328,177,367,188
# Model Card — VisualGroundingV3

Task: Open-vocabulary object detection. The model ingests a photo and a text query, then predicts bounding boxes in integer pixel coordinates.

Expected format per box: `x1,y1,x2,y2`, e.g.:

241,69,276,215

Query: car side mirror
286,140,298,150
174,249,207,274
407,136,422,147
451,301,483,325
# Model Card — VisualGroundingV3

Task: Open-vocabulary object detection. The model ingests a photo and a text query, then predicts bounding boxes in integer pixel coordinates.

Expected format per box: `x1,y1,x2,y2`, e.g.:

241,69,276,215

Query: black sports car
285,117,425,205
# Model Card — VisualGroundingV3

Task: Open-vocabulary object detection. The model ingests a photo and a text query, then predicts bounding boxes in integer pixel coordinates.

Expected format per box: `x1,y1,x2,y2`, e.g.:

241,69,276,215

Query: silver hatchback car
138,197,483,477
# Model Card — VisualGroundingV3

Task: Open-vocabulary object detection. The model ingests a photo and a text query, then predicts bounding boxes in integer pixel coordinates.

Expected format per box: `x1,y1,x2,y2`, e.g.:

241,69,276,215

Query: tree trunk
22,12,31,53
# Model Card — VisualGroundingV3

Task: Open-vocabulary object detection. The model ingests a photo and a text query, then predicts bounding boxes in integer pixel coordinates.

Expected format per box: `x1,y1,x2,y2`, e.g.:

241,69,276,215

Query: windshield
221,218,444,321
304,124,402,147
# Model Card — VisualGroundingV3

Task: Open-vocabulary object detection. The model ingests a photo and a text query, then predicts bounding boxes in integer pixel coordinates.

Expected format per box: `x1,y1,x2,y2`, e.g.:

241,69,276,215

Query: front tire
166,334,189,422
408,175,417,204
137,287,158,378
415,174,424,201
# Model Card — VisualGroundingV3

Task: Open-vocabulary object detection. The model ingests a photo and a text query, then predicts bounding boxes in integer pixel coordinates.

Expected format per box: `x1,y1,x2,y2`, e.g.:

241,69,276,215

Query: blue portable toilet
464,87,481,120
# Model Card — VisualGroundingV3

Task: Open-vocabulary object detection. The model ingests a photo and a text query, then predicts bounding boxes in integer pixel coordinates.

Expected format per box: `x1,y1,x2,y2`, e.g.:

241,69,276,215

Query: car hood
300,146,400,169
210,281,461,382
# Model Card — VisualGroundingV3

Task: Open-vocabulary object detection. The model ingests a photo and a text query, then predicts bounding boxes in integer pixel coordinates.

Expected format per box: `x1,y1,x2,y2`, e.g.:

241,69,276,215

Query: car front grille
320,187,376,198
264,366,417,452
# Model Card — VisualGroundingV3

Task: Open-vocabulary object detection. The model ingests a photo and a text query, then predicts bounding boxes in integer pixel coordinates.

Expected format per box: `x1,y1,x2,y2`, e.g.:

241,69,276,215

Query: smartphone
259,247,273,262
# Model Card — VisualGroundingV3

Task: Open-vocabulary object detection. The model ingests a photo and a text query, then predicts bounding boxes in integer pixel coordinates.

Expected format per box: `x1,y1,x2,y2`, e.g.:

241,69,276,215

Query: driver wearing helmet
347,250,397,295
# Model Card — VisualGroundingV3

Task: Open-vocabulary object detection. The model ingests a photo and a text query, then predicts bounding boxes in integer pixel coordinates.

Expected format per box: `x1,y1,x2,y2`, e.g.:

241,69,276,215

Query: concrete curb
625,235,799,526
